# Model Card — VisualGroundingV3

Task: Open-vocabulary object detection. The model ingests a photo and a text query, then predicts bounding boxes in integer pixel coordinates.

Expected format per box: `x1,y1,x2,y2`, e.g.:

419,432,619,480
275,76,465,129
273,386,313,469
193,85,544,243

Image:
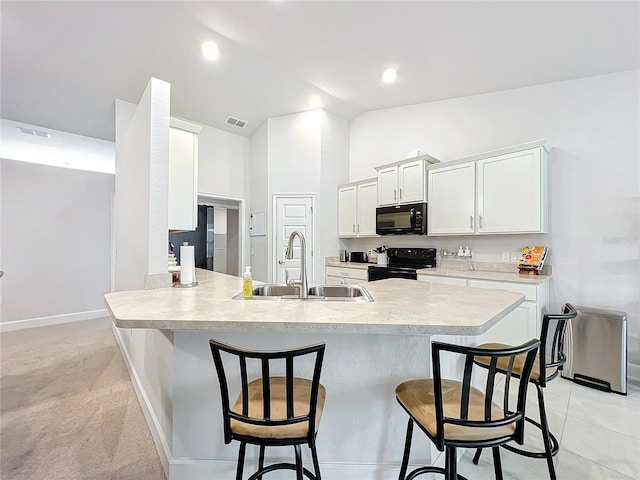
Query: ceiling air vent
225,116,247,129
18,127,51,138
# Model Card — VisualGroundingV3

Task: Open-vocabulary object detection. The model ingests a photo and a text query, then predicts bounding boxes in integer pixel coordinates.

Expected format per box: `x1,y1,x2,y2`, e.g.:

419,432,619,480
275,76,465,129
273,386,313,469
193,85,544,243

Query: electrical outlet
511,251,521,263
501,251,510,262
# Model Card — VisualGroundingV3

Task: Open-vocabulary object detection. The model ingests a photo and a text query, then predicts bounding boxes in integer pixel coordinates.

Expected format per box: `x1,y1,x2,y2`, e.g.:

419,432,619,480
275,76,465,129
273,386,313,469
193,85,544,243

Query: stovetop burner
367,248,437,281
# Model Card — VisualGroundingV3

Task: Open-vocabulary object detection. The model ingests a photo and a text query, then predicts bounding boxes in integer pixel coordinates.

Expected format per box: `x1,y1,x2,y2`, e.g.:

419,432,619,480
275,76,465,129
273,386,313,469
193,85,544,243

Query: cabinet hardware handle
470,215,474,229
479,215,484,229
352,223,356,233
400,188,403,199
394,189,397,201
357,224,360,233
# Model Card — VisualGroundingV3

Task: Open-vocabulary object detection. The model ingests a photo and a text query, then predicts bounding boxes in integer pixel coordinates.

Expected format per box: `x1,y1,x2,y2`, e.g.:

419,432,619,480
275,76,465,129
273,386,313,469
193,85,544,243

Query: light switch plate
501,252,510,262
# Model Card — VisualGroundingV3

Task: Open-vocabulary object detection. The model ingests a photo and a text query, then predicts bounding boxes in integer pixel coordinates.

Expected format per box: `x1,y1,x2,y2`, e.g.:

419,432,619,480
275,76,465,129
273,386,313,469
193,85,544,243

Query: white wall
348,70,640,359
249,110,350,284
114,78,170,292
267,111,323,282
320,111,351,263
249,121,269,282
0,159,114,323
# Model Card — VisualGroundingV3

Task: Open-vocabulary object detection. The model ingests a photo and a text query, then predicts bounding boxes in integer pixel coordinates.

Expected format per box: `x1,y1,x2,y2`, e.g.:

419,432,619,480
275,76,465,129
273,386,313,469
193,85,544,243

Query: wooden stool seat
231,377,326,440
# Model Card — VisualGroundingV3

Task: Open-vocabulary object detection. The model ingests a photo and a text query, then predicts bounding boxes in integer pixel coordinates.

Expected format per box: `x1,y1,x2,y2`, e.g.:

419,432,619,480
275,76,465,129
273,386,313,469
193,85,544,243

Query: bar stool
395,339,541,480
209,339,326,480
471,303,578,480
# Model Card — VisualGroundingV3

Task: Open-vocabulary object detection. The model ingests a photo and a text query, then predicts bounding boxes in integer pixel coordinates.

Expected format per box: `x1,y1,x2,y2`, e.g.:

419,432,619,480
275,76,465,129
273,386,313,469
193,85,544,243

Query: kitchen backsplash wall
341,234,552,266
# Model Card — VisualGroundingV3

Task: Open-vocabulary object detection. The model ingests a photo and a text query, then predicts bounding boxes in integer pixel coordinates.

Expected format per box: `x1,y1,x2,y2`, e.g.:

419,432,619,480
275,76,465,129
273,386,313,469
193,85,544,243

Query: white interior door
274,196,314,284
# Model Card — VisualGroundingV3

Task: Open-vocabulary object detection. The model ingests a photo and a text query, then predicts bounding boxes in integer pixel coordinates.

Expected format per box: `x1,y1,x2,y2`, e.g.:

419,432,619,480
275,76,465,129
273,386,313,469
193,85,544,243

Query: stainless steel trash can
562,305,627,395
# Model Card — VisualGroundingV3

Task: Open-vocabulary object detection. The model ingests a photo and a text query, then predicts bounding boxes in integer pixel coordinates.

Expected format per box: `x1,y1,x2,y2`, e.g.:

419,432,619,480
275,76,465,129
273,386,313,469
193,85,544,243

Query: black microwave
376,202,427,235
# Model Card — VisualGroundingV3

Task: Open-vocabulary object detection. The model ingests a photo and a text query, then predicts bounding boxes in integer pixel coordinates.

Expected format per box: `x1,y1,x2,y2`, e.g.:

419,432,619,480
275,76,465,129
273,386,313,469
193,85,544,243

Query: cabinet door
399,160,424,203
477,148,544,233
357,181,378,236
338,185,357,237
168,126,198,231
427,162,476,235
377,166,398,206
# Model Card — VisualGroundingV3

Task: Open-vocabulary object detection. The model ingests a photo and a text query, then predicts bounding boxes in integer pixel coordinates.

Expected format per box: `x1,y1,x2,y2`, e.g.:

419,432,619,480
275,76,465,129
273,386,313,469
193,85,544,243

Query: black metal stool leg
236,441,246,480
310,443,322,480
472,448,482,465
294,444,304,480
256,445,265,479
536,384,557,480
445,446,457,480
398,419,414,480
492,446,503,480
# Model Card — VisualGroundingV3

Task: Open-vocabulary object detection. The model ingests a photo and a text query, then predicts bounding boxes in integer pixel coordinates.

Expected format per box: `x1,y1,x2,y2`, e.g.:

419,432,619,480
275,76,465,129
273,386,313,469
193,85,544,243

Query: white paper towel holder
174,242,199,288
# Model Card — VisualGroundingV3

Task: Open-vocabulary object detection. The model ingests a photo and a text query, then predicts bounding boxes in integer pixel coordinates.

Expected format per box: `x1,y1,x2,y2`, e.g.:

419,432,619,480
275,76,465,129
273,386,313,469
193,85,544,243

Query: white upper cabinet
428,162,476,235
398,160,425,203
356,180,378,236
375,154,439,206
427,142,548,236
477,148,544,233
376,166,399,205
338,178,378,238
338,184,357,237
168,118,202,231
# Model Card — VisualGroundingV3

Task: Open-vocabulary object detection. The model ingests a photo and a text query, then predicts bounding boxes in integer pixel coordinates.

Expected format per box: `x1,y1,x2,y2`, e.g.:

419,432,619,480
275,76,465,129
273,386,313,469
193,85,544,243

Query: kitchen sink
307,285,373,300
253,285,301,297
233,284,373,302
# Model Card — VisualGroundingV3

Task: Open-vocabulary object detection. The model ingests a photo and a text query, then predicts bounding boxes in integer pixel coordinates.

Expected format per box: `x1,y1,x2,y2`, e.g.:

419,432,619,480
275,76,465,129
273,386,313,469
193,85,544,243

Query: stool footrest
502,415,559,458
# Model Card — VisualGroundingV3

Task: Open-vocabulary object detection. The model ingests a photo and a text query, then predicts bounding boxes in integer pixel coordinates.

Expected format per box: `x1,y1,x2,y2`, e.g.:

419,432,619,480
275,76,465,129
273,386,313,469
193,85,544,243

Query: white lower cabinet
325,266,368,285
418,274,548,345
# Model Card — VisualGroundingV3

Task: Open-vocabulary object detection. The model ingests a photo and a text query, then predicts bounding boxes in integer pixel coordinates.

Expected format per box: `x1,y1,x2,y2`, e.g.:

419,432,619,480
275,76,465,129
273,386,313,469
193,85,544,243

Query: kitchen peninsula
105,269,526,480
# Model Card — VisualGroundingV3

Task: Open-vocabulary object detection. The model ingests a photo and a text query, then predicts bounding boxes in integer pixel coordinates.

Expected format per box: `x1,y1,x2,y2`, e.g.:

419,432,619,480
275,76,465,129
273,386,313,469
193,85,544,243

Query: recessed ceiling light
201,40,220,61
308,95,321,109
381,67,397,84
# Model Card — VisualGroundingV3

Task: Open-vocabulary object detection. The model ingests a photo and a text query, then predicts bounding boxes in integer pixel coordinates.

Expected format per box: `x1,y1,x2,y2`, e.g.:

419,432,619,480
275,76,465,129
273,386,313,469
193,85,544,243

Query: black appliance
368,247,436,281
349,251,368,263
376,202,427,235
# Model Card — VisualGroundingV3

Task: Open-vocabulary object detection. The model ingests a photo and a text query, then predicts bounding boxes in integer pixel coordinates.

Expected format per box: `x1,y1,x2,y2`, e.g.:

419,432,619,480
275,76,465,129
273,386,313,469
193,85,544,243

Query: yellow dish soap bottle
242,266,253,299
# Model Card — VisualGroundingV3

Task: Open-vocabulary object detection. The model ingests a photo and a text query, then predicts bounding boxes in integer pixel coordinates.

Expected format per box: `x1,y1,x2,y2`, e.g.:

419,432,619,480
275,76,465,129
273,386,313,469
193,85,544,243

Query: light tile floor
454,377,640,480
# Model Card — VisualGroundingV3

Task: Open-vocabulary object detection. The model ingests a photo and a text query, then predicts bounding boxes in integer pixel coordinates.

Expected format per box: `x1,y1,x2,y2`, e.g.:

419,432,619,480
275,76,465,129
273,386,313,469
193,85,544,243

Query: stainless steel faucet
285,231,308,298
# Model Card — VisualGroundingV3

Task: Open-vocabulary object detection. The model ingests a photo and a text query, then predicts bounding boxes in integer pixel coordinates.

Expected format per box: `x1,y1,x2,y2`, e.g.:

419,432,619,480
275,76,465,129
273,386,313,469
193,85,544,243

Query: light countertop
104,269,525,335
325,260,551,284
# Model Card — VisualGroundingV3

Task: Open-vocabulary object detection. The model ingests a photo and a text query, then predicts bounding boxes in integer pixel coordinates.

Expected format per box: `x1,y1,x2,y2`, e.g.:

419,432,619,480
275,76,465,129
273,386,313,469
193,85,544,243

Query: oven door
368,266,417,281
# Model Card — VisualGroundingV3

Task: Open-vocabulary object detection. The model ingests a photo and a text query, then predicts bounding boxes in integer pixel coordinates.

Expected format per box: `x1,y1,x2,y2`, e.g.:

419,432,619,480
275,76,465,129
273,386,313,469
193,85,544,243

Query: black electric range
368,247,437,281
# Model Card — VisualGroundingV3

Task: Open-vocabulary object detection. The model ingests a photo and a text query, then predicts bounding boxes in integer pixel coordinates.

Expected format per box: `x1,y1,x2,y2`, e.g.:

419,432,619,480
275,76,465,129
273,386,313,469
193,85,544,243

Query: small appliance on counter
349,251,368,263
368,247,437,281
339,250,349,262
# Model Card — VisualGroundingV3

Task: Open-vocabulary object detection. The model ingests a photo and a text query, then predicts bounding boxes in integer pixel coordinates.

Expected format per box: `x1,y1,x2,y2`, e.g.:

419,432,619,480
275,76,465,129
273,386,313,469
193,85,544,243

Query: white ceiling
1,1,638,142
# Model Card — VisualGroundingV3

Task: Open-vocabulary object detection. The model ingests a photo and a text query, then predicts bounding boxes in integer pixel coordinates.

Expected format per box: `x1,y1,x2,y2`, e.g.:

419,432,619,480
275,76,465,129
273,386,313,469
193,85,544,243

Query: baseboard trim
0,309,108,332
111,324,172,477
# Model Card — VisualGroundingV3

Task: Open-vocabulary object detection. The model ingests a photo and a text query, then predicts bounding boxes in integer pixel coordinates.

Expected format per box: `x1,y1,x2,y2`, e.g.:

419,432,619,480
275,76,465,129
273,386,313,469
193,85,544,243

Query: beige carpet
1,318,165,480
